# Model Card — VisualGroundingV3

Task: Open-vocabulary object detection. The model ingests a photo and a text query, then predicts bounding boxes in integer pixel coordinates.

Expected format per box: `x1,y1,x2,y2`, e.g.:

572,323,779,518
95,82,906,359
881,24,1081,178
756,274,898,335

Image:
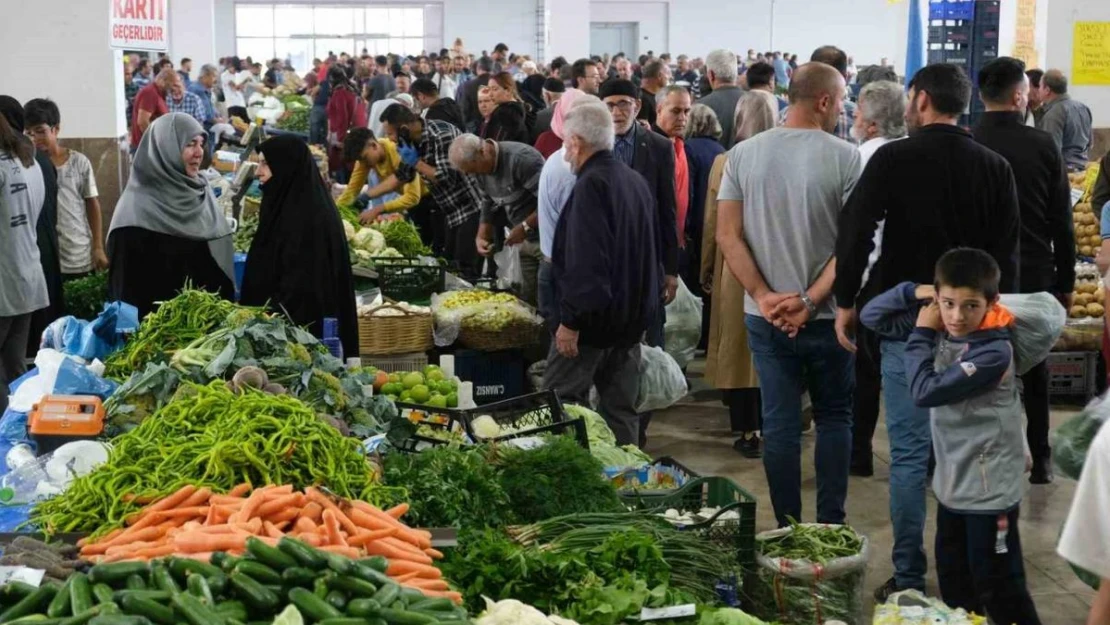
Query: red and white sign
110,0,168,51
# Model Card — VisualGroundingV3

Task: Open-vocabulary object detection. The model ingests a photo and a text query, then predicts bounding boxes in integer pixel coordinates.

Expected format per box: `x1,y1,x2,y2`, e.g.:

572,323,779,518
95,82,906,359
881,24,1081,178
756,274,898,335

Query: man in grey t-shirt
716,63,861,527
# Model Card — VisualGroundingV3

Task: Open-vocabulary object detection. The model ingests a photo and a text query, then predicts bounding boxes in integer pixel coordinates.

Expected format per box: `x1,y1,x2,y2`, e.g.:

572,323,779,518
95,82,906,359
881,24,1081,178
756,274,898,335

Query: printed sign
110,0,168,51
1073,22,1110,86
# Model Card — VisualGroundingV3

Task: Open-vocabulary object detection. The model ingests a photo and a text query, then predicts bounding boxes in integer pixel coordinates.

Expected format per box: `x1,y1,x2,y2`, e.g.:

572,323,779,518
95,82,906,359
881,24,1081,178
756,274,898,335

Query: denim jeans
745,315,854,526
881,339,932,591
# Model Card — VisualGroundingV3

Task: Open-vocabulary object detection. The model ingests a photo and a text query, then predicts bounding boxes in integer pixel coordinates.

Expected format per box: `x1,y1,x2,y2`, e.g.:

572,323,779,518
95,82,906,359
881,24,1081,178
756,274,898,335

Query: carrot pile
78,484,456,599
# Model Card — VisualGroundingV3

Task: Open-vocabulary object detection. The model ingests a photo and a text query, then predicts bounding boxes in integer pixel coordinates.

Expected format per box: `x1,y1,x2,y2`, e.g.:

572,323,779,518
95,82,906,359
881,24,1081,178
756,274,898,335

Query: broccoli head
287,342,313,366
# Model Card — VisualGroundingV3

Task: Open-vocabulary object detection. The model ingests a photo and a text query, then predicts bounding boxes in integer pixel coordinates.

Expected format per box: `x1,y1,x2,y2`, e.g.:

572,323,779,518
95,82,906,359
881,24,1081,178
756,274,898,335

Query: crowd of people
2,33,1110,625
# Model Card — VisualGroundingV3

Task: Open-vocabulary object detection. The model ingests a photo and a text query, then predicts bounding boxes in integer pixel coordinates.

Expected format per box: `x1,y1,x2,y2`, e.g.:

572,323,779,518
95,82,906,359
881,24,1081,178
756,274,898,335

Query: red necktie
673,138,689,248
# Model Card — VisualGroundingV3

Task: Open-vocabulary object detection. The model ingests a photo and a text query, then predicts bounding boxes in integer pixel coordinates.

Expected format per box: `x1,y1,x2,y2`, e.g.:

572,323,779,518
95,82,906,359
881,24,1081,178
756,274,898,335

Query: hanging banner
1011,0,1037,67
110,0,168,51
1072,21,1110,86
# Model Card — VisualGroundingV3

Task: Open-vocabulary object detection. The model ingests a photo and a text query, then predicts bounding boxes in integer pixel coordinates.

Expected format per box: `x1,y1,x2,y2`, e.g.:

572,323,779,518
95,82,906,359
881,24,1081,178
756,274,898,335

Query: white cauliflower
354,249,372,260
372,246,403,259
343,220,356,241
352,227,387,253
470,415,501,439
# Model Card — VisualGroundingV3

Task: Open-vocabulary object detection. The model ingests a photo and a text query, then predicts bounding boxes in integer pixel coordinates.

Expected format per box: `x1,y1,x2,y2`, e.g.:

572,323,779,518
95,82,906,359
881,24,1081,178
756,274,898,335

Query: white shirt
431,73,457,100
1059,422,1110,580
55,151,99,274
0,150,48,316
858,136,900,291
220,70,246,108
537,147,577,258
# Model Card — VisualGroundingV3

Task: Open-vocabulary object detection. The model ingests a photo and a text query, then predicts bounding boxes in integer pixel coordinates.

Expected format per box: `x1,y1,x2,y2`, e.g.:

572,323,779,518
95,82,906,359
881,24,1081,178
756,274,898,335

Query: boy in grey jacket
861,248,1041,625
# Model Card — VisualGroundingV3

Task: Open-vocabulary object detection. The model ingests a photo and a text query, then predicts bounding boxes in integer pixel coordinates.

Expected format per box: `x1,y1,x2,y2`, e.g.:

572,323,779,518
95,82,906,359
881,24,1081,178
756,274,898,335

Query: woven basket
457,320,542,351
358,302,433,356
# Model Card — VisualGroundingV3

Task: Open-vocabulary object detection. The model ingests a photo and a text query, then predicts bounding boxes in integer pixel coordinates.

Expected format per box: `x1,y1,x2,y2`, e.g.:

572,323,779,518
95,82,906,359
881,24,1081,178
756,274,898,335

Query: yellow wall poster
1073,21,1110,86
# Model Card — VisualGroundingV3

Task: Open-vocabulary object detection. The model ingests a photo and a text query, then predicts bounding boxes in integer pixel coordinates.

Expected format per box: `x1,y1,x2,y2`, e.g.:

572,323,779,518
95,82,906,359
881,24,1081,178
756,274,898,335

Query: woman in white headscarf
108,113,234,318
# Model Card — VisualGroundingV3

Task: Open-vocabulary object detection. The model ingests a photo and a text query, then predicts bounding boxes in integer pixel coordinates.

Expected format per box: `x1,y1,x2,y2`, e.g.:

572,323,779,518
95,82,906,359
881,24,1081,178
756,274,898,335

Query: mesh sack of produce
664,278,703,369
748,523,870,625
996,293,1066,374
1052,391,1110,480
635,345,688,412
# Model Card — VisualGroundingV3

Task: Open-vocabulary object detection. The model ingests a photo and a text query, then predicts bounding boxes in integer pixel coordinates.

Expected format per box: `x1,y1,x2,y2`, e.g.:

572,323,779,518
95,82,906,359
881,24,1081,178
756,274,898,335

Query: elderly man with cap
531,78,566,143
542,99,661,446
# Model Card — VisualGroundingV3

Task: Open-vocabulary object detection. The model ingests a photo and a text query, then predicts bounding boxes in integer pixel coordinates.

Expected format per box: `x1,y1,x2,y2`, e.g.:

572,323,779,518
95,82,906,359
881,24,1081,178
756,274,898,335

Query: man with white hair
448,135,545,306
542,101,661,446
697,49,743,148
615,58,634,82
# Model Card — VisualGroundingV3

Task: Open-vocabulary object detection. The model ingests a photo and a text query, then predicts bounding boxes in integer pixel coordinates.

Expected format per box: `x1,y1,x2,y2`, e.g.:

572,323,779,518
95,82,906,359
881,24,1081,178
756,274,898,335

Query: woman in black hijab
0,95,63,355
240,135,358,357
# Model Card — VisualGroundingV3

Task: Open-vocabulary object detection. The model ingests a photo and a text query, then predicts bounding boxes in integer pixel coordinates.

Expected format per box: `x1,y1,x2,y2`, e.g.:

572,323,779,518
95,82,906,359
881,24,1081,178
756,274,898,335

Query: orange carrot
173,532,248,553
318,545,360,558
256,495,300,519
265,508,300,525
305,488,360,536
404,588,462,603
300,502,324,523
180,487,212,508
365,541,433,565
351,502,429,548
322,510,347,547
380,537,433,561
273,521,291,532
393,572,421,582
297,533,326,547
262,521,284,539
228,483,253,497
136,485,197,519
153,506,210,520
424,548,444,559
384,503,410,519
385,560,442,579
210,495,246,506
232,490,267,524
346,528,396,547
294,517,318,534
402,578,450,591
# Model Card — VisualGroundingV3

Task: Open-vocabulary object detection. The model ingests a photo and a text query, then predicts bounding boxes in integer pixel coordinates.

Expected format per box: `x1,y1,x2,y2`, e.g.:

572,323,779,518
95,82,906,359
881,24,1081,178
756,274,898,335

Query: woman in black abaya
240,135,359,357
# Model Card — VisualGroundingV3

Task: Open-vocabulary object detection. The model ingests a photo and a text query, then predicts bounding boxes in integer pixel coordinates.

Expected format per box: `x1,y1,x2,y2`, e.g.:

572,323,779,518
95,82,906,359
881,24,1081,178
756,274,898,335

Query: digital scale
28,395,105,455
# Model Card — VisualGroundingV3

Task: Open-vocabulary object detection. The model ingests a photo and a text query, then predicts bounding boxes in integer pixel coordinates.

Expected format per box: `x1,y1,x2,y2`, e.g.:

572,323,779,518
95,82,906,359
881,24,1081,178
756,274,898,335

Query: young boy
861,248,1041,625
338,127,422,224
23,99,107,278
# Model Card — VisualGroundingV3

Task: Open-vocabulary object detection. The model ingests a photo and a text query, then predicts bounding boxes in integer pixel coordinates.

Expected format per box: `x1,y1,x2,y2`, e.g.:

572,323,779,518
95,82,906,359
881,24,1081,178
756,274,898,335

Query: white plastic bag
495,244,524,290
997,292,1066,375
663,278,703,369
635,345,688,412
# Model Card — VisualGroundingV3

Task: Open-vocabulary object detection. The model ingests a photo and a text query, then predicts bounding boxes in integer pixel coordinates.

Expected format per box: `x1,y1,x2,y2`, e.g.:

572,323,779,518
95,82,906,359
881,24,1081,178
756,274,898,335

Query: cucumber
91,585,115,607
47,576,74,618
287,588,341,621
119,595,174,625
369,584,399,608
318,619,371,625
124,576,147,592
170,592,223,625
87,616,152,625
365,619,387,625
277,538,327,570
227,572,279,613
280,567,317,588
110,591,170,604
209,552,232,569
205,573,228,596
244,538,297,570
324,554,354,576
217,556,241,574
377,608,438,625
324,590,347,611
407,597,457,613
344,598,381,618
0,584,59,623
168,558,222,581
357,557,388,573
350,565,393,588
398,588,425,605
185,575,213,607
7,617,64,625
213,600,248,623
148,565,178,594
0,582,38,603
69,574,93,615
327,577,378,599
313,574,333,600
88,563,150,586
232,561,281,586
60,605,110,625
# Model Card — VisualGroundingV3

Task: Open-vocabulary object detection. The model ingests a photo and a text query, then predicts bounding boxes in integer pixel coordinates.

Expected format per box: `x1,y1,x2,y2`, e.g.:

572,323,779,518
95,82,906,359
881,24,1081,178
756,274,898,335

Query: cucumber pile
0,537,466,625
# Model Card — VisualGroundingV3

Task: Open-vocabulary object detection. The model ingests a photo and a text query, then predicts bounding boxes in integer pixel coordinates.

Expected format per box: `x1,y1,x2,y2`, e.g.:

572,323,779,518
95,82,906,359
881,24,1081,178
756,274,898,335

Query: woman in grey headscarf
108,113,234,318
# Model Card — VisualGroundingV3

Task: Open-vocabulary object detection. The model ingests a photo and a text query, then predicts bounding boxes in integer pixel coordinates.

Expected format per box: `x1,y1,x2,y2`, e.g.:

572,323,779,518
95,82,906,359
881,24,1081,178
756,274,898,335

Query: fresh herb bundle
494,436,623,524
381,445,512,530
62,271,109,321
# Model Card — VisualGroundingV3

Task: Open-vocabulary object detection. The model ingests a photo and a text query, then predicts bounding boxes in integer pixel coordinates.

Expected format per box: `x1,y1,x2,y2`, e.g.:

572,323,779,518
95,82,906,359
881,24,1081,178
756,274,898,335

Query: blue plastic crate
233,252,247,301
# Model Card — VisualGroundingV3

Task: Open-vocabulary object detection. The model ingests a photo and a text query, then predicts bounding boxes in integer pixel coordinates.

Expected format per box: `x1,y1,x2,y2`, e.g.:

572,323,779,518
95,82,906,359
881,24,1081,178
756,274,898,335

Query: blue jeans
309,104,328,145
745,316,854,526
881,339,932,591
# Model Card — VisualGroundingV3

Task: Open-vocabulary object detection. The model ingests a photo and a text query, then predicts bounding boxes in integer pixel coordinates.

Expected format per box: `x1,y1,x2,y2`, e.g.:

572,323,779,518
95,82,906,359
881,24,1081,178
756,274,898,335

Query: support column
170,0,217,72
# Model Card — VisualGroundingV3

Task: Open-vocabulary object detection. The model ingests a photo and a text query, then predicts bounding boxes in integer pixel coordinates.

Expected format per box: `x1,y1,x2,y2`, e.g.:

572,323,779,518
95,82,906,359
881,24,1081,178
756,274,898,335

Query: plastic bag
635,345,688,412
495,244,524,290
749,524,870,625
1052,392,1110,480
430,290,543,347
40,301,139,363
663,278,703,369
997,293,1066,374
872,589,986,625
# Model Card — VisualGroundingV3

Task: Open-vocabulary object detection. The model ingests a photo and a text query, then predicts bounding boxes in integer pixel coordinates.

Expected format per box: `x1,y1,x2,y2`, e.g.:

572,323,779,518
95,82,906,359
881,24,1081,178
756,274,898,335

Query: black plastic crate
453,348,526,405
460,390,589,448
376,258,446,306
389,403,470,452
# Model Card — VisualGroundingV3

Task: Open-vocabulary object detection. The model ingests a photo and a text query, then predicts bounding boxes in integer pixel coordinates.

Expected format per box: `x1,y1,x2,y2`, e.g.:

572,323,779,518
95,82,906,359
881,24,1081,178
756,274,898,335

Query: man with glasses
599,78,678,447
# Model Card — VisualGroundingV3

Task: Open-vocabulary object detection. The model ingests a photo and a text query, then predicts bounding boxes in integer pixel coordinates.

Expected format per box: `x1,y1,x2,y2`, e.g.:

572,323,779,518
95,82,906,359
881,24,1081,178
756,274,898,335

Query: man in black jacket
542,100,660,445
459,57,493,134
411,78,465,131
973,57,1076,484
833,63,1020,602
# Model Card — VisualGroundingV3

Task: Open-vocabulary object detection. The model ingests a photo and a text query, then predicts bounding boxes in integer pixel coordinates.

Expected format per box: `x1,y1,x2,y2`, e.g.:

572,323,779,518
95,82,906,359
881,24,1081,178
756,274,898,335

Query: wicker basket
457,320,542,351
358,302,434,356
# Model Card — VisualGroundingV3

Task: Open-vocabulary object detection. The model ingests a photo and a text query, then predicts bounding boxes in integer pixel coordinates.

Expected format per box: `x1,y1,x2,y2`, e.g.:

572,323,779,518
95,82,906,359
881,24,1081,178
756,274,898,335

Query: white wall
1047,0,1110,127
590,1,668,57
215,0,236,60
171,0,217,74
445,0,539,58
0,0,125,138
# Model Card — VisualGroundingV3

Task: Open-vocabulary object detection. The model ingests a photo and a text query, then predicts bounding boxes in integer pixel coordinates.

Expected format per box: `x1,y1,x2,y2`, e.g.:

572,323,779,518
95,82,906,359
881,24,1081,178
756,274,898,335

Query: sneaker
1030,456,1054,484
733,433,762,459
873,577,901,604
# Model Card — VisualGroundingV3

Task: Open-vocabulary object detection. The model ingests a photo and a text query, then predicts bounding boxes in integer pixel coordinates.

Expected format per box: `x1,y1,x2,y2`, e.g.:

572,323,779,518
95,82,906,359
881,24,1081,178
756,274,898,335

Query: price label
640,604,697,620
1072,188,1086,207
0,567,45,587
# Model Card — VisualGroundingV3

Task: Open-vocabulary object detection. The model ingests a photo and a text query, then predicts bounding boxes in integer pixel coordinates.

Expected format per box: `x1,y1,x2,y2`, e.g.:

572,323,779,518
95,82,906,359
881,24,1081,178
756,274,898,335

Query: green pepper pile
32,381,392,536
0,537,466,625
103,288,252,381
757,520,862,565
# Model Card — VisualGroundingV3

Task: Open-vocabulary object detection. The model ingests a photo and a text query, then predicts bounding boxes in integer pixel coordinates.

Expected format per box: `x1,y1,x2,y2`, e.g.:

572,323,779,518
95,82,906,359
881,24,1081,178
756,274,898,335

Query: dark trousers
407,196,441,255
851,324,882,465
936,503,1042,625
725,388,762,433
444,212,482,281
0,314,32,415
1020,360,1051,460
309,105,327,145
543,342,641,446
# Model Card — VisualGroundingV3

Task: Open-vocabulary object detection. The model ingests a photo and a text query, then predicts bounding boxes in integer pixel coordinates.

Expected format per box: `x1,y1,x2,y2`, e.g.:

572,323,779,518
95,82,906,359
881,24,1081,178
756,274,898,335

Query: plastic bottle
0,457,63,505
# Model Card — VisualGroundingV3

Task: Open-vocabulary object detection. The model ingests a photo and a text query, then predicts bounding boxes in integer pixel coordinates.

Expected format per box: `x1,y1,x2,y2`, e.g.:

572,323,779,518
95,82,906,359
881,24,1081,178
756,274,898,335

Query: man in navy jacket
542,100,660,446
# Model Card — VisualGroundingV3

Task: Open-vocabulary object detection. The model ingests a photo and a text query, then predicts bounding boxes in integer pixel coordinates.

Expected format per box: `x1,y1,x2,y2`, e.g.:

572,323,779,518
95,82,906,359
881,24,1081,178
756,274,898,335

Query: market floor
644,361,1095,624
